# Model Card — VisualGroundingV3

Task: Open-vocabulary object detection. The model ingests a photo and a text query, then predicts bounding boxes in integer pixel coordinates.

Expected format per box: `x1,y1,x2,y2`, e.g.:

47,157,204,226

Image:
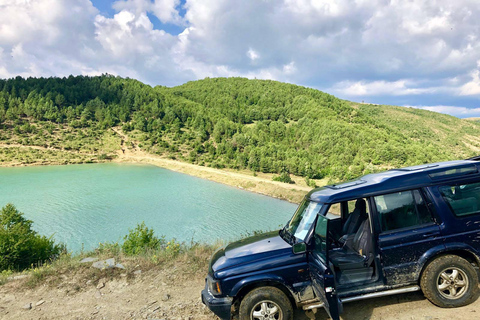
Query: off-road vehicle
202,157,480,320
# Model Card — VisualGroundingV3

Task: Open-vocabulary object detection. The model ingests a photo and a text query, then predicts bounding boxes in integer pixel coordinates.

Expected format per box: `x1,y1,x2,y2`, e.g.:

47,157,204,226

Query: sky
0,0,479,118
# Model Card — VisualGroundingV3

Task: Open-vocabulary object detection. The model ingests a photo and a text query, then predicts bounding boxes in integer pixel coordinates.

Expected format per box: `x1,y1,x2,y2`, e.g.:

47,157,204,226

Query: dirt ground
1,264,480,320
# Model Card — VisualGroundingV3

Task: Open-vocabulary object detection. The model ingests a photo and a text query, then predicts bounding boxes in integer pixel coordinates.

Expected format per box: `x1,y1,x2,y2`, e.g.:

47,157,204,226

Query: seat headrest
355,199,367,217
355,198,366,210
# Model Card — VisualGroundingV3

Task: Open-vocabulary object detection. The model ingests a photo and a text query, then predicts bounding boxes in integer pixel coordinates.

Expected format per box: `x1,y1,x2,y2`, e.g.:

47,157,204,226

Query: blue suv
202,158,480,320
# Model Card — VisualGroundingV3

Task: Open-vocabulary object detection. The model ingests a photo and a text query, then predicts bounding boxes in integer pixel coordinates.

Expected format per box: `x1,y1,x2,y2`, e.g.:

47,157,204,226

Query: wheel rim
251,300,283,320
436,267,469,300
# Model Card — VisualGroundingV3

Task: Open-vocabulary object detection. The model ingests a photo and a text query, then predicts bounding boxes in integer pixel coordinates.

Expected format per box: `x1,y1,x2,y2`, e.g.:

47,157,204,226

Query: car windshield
285,200,323,241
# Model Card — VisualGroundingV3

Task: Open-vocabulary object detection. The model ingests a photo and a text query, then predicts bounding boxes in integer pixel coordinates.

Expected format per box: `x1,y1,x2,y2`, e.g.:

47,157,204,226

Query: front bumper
201,281,233,320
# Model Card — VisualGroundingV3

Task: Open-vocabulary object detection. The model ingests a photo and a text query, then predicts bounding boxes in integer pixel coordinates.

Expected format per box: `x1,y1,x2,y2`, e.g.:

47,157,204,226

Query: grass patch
11,241,219,289
2,221,223,289
0,270,13,285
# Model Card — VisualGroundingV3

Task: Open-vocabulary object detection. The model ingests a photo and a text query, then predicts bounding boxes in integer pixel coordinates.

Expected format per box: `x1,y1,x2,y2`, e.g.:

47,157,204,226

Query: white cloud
459,70,480,96
0,0,99,77
152,0,183,25
247,48,259,61
409,105,480,118
402,14,452,36
283,0,349,17
330,79,438,96
283,61,296,75
94,10,165,57
93,8,189,85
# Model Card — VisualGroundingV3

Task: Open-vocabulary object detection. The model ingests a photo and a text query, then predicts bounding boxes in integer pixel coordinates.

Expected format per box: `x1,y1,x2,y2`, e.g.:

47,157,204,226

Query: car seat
330,218,374,270
338,199,367,245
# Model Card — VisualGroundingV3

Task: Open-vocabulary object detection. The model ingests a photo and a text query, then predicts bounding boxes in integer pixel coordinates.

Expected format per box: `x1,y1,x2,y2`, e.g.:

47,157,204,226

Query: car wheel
239,286,293,320
420,254,479,308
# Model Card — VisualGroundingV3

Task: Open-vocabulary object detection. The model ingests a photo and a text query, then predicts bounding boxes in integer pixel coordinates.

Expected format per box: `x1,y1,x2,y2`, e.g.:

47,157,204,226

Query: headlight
207,275,222,295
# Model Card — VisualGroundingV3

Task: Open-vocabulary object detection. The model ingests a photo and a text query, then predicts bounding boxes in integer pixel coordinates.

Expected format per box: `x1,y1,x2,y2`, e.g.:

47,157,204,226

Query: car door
308,214,342,320
373,189,444,285
429,180,480,255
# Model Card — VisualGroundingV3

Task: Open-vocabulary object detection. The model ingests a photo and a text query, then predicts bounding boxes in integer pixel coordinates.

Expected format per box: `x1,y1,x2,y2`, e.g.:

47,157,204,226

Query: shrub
305,177,317,188
0,270,13,285
272,172,295,184
0,204,65,271
96,241,121,256
122,222,165,255
165,239,181,257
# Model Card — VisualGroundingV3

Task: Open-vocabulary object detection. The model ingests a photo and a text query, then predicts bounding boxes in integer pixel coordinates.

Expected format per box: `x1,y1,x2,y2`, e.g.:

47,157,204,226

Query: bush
0,204,65,271
96,241,121,256
305,177,317,188
165,239,181,257
122,222,165,255
272,172,295,184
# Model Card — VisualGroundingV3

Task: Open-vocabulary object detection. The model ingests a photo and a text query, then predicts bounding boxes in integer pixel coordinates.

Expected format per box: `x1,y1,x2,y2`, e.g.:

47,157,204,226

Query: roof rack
467,155,480,161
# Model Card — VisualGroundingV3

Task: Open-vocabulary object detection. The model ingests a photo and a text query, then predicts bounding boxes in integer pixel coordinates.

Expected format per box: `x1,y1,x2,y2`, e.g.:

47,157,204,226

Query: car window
439,182,480,217
374,190,433,232
413,190,432,224
328,203,341,216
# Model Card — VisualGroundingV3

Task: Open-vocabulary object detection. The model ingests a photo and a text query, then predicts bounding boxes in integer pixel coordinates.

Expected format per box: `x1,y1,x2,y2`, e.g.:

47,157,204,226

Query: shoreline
113,155,312,203
0,150,313,204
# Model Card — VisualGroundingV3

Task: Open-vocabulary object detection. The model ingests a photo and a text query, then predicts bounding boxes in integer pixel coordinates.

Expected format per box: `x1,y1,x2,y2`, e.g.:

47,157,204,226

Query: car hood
209,230,292,276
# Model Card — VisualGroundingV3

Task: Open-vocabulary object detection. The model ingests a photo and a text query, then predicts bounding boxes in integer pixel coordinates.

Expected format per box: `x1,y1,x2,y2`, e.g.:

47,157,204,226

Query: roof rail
467,155,480,161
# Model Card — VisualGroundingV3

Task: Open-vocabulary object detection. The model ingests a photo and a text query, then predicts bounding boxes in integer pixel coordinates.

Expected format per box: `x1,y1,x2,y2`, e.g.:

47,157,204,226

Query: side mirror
292,242,307,254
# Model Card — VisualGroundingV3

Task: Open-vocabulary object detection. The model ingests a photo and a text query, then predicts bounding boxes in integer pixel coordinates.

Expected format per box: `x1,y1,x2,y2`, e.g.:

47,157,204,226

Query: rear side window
374,190,433,232
439,182,480,217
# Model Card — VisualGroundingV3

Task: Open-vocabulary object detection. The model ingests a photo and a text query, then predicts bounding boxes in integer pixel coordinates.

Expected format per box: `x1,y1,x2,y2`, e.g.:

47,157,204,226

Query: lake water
0,163,298,252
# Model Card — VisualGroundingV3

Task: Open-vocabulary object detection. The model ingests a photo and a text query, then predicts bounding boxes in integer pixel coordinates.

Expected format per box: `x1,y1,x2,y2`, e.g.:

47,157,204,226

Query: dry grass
2,241,220,291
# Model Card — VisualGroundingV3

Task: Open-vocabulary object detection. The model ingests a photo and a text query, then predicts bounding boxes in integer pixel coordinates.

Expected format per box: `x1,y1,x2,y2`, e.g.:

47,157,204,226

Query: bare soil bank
113,154,311,204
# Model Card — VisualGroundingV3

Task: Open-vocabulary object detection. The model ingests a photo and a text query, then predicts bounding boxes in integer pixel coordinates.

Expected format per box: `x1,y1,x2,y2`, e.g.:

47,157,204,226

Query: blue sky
0,0,479,118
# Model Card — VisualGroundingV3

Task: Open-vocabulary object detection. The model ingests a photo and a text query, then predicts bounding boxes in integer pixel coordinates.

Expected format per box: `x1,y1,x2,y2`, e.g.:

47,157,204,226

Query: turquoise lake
0,163,298,252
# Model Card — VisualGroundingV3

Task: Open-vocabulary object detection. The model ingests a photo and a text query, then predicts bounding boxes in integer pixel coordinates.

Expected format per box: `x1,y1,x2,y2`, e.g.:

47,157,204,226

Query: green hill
0,75,479,181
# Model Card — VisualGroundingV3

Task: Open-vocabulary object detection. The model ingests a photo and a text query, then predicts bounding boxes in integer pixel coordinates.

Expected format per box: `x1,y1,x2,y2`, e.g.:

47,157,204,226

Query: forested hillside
1,75,479,181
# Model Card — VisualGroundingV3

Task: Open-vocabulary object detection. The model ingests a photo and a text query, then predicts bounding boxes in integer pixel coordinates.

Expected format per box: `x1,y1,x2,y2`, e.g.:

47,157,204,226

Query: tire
239,286,293,320
420,255,479,308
